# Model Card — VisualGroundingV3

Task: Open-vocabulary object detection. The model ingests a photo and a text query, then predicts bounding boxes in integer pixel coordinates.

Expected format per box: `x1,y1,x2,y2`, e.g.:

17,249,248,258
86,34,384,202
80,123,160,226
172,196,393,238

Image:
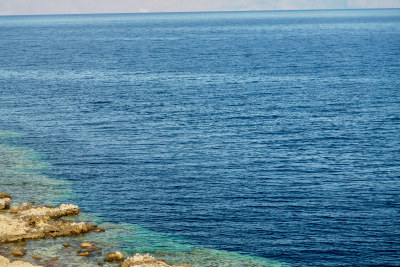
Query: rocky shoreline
0,193,192,267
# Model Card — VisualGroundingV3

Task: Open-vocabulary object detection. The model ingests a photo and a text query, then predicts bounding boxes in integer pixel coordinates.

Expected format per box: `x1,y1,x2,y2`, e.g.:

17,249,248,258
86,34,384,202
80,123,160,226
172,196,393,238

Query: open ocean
1,9,400,266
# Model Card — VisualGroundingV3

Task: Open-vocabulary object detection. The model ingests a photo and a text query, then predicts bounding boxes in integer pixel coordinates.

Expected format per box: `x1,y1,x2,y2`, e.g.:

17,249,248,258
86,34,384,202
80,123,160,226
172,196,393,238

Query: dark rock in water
78,251,90,257
81,242,95,250
11,248,25,257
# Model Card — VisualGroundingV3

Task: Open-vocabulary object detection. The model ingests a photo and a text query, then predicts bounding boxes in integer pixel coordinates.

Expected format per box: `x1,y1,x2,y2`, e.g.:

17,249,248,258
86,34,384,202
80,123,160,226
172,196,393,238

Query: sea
0,9,399,266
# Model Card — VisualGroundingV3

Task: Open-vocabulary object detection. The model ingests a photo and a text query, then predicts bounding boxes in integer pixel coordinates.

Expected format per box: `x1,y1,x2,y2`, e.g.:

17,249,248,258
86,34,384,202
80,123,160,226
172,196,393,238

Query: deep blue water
1,9,400,266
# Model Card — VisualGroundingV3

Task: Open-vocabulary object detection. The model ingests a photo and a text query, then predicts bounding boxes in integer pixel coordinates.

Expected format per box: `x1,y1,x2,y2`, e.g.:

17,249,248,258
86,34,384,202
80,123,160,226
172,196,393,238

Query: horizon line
0,7,399,17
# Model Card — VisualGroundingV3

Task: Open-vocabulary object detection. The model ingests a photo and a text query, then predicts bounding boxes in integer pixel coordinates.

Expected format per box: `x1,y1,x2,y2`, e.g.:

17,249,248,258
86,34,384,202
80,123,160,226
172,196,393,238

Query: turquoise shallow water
1,9,400,266
0,130,73,205
0,130,286,266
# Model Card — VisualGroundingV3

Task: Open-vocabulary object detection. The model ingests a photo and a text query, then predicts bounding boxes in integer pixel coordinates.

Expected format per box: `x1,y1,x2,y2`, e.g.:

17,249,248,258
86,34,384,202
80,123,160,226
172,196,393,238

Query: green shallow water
0,130,288,266
0,131,73,206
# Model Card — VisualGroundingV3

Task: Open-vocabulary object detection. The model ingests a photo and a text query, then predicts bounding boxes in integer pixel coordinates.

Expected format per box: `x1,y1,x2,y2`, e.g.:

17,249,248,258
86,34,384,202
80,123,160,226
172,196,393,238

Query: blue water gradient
0,131,73,205
1,9,400,266
0,131,285,266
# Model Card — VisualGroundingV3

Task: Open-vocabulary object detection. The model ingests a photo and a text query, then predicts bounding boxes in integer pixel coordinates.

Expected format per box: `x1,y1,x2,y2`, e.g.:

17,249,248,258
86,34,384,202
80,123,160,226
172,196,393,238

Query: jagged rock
104,251,124,262
45,221,96,238
0,201,95,243
121,254,194,267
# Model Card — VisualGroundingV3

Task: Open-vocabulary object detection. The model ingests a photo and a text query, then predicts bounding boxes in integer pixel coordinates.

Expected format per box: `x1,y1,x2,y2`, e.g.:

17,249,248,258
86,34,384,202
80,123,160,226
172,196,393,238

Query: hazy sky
0,0,399,15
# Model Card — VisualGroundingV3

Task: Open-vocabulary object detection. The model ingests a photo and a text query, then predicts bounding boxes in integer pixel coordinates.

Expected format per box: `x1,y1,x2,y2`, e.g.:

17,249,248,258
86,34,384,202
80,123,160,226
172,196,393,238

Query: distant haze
0,0,399,15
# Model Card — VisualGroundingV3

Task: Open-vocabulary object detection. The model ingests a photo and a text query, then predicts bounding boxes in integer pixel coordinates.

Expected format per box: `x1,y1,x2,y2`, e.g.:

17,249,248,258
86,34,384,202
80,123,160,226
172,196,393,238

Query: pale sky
0,0,399,15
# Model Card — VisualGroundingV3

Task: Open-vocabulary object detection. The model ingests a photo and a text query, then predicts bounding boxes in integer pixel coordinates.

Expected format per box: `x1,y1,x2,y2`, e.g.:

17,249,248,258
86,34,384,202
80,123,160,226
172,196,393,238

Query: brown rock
0,193,11,199
0,193,11,210
63,243,70,248
11,249,25,257
78,251,90,256
45,221,96,238
0,198,10,210
32,255,41,260
81,242,94,248
94,228,106,233
104,251,124,262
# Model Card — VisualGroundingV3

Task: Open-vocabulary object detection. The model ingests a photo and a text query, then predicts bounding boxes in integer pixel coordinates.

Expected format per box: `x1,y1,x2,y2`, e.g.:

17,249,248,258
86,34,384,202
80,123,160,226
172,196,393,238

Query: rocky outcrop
0,194,193,267
105,251,124,262
9,203,80,218
0,255,41,267
0,193,11,210
121,254,193,267
0,197,97,243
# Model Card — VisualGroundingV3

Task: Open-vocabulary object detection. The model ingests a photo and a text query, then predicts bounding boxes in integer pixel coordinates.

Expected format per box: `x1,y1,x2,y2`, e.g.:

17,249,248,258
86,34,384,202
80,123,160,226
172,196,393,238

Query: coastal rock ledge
0,202,95,243
0,194,193,267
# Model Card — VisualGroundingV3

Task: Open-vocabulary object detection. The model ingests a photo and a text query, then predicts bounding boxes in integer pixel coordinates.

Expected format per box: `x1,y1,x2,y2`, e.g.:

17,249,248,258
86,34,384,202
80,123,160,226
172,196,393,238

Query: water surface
1,9,400,266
